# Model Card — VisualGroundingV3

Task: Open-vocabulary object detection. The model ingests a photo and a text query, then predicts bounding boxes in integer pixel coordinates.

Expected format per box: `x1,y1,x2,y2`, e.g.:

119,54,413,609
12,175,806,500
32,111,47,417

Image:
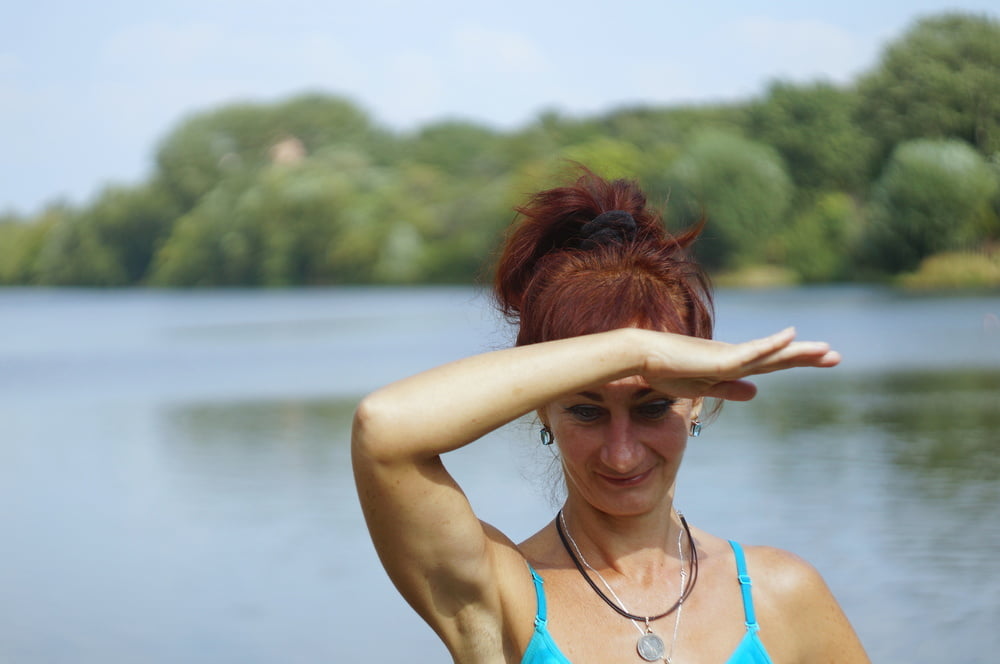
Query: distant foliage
857,13,1000,168
781,192,864,282
4,11,1000,288
898,250,1000,290
666,130,793,270
154,95,385,209
864,139,998,272
0,208,63,285
747,82,872,193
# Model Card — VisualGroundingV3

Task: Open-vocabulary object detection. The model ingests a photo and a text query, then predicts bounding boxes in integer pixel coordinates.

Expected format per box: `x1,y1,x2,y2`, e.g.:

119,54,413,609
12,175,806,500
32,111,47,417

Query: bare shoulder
742,545,871,664
742,545,829,600
741,544,845,618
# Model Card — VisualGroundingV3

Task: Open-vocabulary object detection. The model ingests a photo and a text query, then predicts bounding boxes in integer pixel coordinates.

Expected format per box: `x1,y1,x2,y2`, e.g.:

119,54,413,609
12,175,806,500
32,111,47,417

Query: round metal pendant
637,632,665,662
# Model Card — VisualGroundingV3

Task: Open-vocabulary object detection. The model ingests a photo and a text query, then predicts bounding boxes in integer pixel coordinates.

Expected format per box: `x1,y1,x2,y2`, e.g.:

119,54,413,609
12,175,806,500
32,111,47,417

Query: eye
565,404,604,422
634,399,676,420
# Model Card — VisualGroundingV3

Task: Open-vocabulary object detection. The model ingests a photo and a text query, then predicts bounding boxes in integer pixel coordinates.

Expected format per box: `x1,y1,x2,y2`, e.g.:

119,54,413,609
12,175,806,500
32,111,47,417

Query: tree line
2,12,998,288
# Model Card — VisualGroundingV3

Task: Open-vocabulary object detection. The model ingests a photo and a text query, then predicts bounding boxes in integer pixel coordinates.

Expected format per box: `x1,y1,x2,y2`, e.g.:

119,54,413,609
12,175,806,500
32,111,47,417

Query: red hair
493,169,713,346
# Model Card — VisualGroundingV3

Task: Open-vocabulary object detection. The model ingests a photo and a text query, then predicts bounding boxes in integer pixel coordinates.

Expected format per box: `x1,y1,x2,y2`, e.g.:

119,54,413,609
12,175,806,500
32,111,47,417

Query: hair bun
571,210,637,250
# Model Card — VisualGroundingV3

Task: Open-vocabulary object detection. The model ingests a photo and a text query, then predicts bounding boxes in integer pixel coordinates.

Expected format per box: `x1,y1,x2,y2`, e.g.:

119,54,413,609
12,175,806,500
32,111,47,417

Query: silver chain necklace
558,510,688,663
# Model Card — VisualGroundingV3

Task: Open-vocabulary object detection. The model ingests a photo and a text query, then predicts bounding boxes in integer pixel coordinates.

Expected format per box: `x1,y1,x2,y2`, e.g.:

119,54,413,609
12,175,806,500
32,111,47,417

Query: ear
690,397,704,420
536,407,550,429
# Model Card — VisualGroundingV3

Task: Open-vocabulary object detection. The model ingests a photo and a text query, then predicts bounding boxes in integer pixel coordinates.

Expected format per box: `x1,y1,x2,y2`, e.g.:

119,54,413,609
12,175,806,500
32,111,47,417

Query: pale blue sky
2,0,997,214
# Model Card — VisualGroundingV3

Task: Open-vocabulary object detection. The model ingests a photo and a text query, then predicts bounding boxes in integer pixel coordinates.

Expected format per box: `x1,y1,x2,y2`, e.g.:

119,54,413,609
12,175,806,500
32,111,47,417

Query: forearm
352,325,836,464
352,328,646,463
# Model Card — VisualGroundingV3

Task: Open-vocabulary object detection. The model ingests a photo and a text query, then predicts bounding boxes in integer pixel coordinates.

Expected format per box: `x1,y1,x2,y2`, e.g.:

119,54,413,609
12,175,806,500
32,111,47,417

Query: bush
781,192,864,282
865,139,999,273
665,130,793,270
898,250,1000,290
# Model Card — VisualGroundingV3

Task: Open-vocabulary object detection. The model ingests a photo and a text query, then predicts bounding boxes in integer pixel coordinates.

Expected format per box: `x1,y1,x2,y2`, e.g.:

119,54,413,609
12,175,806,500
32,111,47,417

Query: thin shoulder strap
727,540,759,633
526,562,548,625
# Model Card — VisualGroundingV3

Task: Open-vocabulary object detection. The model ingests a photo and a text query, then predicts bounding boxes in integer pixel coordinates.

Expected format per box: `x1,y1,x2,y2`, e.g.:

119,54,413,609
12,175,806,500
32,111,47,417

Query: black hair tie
573,210,638,250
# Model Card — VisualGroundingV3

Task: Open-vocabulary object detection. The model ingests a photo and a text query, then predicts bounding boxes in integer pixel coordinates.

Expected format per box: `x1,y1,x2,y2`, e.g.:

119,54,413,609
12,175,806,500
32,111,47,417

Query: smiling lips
596,467,654,487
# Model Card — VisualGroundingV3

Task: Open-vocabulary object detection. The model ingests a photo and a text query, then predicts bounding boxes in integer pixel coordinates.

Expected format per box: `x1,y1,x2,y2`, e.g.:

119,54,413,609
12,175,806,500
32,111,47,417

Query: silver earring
689,419,702,437
540,427,554,445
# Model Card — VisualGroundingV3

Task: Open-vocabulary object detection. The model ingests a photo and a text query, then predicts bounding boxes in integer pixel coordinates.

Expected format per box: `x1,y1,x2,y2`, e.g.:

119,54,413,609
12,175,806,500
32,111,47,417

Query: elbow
351,390,399,466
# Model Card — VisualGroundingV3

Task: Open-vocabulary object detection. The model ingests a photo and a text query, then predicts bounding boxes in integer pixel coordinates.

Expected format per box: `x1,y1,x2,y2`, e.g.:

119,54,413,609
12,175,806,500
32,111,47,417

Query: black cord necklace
555,508,699,622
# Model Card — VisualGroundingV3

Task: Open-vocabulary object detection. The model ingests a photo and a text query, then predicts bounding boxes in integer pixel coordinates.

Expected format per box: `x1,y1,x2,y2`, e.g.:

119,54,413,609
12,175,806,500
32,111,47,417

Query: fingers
643,328,838,393
745,343,840,376
778,341,839,366
704,345,838,402
738,327,797,363
815,350,841,367
704,379,758,401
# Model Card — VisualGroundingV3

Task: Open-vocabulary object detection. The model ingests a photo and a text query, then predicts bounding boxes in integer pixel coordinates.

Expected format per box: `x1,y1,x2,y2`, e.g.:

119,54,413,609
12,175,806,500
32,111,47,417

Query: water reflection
157,398,358,522
4,287,998,663
751,369,1000,488
162,399,355,457
153,396,453,663
151,367,1000,664
868,371,1000,482
693,367,1000,662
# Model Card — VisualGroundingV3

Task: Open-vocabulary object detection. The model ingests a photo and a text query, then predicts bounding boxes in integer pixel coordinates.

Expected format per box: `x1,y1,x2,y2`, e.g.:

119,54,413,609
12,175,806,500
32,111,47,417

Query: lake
1,286,998,663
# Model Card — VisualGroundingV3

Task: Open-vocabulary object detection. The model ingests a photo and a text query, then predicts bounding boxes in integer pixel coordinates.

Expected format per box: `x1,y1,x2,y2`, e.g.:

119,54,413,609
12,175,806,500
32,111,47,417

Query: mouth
597,467,653,487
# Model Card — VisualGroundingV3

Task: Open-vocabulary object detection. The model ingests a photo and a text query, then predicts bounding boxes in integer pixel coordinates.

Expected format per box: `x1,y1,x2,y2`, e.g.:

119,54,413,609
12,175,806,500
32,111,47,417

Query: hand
641,327,840,401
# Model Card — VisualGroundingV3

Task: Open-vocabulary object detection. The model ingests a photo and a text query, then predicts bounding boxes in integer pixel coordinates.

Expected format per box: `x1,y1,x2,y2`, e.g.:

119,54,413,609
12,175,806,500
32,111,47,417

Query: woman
352,170,869,663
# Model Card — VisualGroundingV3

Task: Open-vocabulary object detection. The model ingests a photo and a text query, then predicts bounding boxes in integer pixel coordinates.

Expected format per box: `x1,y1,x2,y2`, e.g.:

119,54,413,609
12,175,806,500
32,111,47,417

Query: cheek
639,415,692,453
549,422,607,468
551,424,600,453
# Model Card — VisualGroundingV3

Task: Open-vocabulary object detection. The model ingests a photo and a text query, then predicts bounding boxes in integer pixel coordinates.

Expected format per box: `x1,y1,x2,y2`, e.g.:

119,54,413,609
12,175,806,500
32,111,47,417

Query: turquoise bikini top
521,540,773,664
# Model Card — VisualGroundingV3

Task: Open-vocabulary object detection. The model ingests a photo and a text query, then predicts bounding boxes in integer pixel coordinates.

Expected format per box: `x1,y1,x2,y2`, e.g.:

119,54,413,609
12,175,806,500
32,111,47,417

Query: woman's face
542,376,699,517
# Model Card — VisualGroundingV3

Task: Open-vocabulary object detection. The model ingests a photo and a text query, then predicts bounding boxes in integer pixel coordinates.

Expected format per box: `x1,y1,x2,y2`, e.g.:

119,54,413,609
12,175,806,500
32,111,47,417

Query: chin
593,491,667,518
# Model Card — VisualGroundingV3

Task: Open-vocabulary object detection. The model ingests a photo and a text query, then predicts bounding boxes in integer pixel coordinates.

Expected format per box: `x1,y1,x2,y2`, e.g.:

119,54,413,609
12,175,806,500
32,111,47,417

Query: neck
556,503,696,621
558,498,685,578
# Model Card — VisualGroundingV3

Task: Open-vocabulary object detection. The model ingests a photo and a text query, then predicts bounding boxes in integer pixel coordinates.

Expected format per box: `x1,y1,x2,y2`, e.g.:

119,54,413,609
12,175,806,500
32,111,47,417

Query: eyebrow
576,388,655,402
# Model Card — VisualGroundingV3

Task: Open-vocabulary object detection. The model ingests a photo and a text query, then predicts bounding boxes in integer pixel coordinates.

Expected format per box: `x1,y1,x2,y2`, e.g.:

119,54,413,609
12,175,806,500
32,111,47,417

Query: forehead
575,375,655,399
603,375,650,390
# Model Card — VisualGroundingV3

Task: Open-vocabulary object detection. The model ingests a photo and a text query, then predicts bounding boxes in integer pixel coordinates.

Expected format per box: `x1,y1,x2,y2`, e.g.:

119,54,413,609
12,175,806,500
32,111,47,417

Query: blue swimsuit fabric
521,540,773,664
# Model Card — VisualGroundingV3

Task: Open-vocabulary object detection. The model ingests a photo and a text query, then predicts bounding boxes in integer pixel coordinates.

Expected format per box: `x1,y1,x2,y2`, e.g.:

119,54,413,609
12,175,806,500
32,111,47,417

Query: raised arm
352,329,646,657
351,327,838,657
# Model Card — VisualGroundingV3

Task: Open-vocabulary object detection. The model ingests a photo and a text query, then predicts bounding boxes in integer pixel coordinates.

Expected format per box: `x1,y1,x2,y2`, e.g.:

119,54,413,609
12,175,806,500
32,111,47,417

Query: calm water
1,286,998,663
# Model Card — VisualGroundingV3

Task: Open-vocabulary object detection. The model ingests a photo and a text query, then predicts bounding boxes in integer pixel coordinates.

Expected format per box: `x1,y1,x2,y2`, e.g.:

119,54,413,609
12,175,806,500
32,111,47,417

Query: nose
599,413,643,473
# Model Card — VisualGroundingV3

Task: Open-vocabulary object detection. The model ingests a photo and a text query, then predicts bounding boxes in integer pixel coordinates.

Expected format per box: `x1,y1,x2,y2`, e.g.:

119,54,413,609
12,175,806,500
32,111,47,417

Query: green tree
856,13,1000,171
746,81,872,192
560,137,650,182
665,130,794,270
34,213,127,286
0,208,64,285
150,149,434,286
601,104,747,146
30,184,178,286
154,103,276,210
274,94,388,157
393,164,513,283
864,138,999,272
780,192,863,282
399,120,507,177
154,94,382,210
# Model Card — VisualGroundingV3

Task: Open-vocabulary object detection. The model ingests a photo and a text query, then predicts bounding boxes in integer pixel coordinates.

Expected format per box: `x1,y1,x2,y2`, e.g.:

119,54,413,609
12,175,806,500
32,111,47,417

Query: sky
2,0,997,215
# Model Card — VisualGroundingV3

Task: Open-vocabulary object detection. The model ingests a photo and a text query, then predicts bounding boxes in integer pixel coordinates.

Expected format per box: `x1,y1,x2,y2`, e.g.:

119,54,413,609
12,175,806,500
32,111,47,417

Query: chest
537,568,756,664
